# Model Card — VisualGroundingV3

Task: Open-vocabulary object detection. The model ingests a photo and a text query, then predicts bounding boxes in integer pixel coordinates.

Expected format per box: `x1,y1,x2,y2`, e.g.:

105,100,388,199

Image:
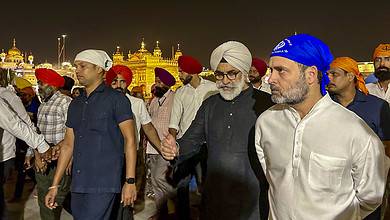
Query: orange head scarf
373,43,390,60
330,57,368,95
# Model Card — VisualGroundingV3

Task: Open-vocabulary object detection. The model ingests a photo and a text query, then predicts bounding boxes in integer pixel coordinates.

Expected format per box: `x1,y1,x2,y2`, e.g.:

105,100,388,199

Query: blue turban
270,34,333,95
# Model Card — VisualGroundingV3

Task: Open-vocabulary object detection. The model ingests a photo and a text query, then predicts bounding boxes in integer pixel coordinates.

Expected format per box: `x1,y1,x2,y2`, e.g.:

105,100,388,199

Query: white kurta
366,82,390,104
169,78,217,138
255,94,389,220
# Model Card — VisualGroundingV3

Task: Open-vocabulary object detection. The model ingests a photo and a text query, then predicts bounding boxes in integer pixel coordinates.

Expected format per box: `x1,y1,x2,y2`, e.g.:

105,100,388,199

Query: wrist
125,177,135,184
48,185,60,190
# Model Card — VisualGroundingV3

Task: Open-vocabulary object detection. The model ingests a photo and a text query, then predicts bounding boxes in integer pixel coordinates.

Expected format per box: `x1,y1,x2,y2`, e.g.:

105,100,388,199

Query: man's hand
39,148,52,162
24,155,34,170
121,183,137,207
45,188,58,209
66,158,73,175
51,145,61,161
161,133,178,160
34,155,47,173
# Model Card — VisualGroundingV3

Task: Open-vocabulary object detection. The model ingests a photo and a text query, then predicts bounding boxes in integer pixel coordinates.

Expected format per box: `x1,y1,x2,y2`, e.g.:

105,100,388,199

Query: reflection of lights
62,34,67,38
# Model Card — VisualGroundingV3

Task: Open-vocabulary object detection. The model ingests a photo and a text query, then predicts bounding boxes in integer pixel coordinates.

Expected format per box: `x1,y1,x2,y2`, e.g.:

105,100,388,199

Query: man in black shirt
161,41,273,220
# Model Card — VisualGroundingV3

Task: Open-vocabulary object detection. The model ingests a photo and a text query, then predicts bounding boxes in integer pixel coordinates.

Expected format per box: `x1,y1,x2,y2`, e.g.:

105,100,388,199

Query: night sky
2,0,390,66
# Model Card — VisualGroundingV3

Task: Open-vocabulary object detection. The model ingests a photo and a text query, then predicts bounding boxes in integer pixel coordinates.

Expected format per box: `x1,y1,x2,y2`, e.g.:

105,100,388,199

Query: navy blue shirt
332,90,390,141
66,83,133,193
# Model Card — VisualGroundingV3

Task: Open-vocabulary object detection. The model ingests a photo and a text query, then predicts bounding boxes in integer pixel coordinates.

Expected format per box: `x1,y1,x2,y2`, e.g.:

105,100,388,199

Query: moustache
377,66,390,71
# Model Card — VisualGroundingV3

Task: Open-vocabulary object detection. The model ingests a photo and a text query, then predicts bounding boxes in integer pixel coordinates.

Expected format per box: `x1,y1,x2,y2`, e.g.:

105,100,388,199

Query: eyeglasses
214,70,241,80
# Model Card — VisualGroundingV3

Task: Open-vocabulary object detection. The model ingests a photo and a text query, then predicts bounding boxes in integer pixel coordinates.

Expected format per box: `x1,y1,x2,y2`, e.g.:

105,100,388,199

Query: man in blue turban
255,34,389,219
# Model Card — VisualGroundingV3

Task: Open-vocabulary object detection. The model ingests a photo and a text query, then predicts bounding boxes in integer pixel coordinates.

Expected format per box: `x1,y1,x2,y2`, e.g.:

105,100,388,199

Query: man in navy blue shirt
328,57,390,220
45,49,137,220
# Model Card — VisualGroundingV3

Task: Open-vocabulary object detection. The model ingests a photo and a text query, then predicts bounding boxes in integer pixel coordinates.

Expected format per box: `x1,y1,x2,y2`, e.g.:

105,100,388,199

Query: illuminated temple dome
112,39,184,98
5,38,24,63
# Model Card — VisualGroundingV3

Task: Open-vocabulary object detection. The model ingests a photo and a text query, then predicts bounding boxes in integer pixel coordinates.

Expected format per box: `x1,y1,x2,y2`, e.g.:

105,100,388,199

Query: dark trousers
0,158,15,220
177,182,190,220
364,206,381,220
111,193,134,220
14,151,36,198
71,192,116,220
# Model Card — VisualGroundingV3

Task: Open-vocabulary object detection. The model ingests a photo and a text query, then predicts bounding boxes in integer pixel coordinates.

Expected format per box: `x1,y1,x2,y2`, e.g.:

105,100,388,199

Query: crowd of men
0,34,389,220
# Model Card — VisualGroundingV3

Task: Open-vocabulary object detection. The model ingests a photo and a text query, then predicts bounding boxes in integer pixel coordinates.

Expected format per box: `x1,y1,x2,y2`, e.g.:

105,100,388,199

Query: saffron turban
252,58,268,77
270,34,333,95
330,57,368,95
373,43,390,60
74,49,113,71
106,65,133,87
210,41,252,74
154,67,176,87
35,68,65,88
14,77,32,89
178,55,203,74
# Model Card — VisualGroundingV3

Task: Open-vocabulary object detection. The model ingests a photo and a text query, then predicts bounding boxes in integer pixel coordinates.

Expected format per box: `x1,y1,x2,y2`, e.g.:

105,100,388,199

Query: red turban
251,58,268,77
106,65,133,87
35,68,65,88
154,67,176,87
178,55,203,74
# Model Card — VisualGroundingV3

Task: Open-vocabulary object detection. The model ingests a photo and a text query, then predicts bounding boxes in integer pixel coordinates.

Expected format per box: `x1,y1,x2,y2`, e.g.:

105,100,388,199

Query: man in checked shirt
26,68,72,220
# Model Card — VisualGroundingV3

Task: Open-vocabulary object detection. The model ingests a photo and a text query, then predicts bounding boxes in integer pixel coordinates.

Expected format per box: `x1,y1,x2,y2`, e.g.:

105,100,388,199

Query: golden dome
8,39,21,56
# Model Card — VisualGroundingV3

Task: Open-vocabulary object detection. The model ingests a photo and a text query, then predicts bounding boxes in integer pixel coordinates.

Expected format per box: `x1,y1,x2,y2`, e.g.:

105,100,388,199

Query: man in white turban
45,49,137,220
160,41,274,220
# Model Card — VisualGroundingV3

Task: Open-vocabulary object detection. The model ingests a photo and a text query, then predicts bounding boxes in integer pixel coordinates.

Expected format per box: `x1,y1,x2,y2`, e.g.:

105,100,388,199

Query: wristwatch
125,177,135,184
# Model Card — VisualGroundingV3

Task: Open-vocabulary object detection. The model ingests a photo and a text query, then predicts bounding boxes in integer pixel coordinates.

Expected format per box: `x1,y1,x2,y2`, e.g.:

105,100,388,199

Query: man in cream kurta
255,34,389,220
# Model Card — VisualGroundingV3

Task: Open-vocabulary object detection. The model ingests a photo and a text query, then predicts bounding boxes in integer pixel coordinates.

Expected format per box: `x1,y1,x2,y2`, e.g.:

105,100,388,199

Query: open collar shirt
366,82,390,104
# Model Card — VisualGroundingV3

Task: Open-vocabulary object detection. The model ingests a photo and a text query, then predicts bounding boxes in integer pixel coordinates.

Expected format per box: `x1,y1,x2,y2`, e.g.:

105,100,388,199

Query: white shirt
255,94,389,220
126,94,152,146
366,82,390,103
0,95,49,155
169,78,218,138
0,87,35,162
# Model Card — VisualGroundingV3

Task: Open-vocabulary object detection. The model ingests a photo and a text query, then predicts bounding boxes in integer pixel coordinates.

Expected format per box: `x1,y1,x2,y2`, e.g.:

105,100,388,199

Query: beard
114,87,126,94
270,72,309,105
153,86,169,98
38,86,55,101
180,75,192,85
249,75,262,84
216,76,247,101
374,66,390,81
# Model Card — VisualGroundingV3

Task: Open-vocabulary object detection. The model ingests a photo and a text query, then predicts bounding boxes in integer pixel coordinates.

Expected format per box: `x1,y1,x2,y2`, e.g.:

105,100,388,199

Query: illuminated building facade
112,40,184,98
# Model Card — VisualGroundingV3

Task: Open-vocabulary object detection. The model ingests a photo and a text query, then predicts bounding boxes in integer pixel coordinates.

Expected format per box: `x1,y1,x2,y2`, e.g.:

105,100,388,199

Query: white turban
210,41,252,74
74,49,113,71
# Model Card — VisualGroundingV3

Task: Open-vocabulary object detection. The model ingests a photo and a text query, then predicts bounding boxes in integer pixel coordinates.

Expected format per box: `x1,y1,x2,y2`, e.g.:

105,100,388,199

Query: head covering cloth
178,55,203,74
35,68,65,88
270,34,334,95
154,67,176,87
210,41,252,74
74,49,113,71
106,65,133,87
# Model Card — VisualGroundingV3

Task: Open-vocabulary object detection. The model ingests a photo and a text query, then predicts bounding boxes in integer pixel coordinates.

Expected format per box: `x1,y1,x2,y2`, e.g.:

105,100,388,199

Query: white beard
217,76,247,101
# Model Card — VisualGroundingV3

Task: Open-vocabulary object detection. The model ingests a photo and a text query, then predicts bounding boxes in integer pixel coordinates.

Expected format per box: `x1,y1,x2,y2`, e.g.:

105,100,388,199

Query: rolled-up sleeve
352,134,390,218
169,93,182,131
0,98,49,153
